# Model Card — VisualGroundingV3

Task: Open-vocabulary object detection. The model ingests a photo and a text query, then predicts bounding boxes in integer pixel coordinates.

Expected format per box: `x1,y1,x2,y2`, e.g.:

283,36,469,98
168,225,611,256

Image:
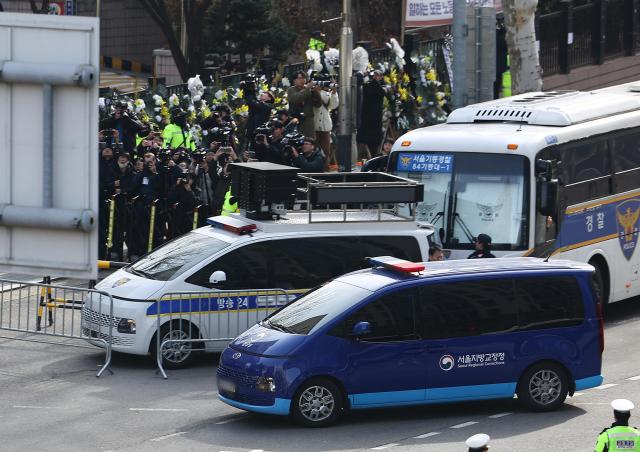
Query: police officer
594,399,639,451
467,233,496,259
466,433,490,451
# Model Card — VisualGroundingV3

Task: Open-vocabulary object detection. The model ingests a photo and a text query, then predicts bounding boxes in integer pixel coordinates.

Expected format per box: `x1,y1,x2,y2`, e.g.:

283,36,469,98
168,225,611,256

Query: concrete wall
543,53,640,91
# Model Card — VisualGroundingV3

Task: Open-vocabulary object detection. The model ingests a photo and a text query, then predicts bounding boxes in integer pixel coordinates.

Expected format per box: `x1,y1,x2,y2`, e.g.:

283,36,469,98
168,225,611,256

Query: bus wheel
151,321,197,369
589,258,609,306
517,362,568,412
291,378,343,427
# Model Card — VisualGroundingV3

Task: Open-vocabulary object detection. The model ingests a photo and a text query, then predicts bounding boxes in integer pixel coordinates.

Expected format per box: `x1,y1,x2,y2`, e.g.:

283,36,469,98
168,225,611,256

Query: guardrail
0,277,114,377
153,289,297,378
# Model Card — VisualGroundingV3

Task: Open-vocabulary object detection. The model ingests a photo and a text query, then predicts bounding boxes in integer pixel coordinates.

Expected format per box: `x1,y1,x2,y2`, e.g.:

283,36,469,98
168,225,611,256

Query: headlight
117,318,136,334
255,377,276,393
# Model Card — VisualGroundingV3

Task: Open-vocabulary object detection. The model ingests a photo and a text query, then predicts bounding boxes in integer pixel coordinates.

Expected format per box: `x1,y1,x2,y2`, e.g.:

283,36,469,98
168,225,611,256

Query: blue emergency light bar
366,256,425,273
207,216,257,235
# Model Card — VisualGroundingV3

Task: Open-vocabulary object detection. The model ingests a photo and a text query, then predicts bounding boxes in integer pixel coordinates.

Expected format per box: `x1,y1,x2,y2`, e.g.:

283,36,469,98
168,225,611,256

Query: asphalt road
0,297,639,452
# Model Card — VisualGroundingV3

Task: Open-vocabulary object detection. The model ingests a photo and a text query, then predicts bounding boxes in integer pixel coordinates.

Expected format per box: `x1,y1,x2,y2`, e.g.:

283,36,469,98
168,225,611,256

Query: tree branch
140,0,190,81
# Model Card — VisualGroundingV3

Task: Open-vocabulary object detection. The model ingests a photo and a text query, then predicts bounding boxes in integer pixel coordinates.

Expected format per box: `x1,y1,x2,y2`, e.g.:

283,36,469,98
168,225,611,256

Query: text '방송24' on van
217,257,604,427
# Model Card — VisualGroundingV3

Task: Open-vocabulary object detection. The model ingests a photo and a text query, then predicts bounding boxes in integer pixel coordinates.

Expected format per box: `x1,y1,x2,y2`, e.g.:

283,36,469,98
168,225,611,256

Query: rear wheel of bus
151,321,199,369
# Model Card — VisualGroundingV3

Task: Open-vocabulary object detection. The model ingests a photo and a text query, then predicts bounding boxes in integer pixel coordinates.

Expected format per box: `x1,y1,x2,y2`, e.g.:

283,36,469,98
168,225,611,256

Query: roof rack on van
230,162,424,224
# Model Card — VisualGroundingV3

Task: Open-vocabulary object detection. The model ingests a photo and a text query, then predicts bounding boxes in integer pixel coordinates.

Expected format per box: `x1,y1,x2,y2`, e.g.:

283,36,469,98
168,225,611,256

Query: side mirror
351,321,372,337
538,179,558,217
209,270,227,285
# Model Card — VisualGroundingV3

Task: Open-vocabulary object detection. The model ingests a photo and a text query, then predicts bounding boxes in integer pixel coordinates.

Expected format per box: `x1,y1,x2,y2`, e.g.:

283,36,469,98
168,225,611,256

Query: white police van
84,166,437,368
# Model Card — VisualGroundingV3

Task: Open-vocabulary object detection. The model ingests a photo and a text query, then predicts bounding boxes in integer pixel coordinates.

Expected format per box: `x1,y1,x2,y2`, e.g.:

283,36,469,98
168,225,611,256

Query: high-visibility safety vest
594,425,640,451
308,37,326,51
221,189,239,216
501,55,512,98
162,123,195,150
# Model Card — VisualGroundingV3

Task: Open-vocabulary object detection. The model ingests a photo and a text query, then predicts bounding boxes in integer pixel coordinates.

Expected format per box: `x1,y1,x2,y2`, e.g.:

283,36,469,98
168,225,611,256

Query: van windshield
264,281,371,335
127,233,230,281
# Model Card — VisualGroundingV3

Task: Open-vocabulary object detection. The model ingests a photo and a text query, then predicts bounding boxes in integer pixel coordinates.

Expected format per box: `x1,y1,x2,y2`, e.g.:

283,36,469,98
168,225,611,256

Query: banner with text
405,0,501,27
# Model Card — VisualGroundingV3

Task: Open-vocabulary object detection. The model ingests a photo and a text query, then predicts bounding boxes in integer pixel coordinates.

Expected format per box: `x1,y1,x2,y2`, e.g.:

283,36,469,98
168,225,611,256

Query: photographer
250,120,283,164
167,172,197,237
357,70,386,160
99,103,144,153
245,88,275,137
194,159,216,217
287,71,322,139
289,136,325,172
163,108,196,151
313,80,339,169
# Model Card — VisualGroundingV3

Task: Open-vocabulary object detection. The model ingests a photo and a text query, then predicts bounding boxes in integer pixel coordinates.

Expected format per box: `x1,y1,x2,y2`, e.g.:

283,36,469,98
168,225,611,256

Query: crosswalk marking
595,384,618,390
371,443,399,450
627,375,640,381
489,412,513,418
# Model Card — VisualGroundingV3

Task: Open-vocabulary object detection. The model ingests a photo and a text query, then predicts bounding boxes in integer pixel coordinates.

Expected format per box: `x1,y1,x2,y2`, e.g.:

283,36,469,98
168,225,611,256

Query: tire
517,362,569,412
151,321,197,369
291,378,343,427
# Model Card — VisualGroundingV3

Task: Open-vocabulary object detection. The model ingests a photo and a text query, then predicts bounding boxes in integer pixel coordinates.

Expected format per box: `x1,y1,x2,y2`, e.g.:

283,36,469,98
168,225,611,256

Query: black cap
271,119,284,129
475,234,492,245
276,108,289,116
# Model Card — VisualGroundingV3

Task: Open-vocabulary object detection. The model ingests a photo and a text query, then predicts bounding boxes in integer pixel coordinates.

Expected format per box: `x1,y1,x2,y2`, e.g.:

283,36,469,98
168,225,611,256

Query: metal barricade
154,289,296,379
0,278,115,377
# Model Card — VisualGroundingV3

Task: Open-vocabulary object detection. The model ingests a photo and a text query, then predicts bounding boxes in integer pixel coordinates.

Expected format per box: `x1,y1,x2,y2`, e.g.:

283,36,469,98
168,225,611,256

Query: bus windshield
391,151,529,250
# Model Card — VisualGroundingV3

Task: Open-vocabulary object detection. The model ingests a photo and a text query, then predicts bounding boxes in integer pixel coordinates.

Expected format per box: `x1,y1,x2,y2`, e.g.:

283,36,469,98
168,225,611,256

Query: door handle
427,345,445,352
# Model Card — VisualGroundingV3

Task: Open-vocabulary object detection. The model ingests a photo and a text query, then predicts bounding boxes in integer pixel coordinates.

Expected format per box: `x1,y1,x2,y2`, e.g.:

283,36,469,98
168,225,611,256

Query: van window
185,242,270,289
360,236,421,262
417,279,518,339
264,280,371,335
514,276,584,330
333,288,419,342
268,237,362,289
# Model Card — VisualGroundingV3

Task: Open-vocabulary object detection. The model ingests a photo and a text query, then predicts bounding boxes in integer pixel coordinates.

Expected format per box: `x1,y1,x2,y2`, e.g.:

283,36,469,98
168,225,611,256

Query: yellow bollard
147,199,158,252
192,205,201,230
106,195,116,254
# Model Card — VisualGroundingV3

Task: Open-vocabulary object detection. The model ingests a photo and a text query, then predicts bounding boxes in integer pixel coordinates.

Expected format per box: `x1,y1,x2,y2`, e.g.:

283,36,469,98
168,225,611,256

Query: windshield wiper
267,320,296,334
129,267,157,280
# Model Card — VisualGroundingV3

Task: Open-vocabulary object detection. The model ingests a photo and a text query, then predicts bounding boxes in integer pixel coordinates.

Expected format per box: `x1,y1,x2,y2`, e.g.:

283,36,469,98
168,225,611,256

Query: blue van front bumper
218,394,291,415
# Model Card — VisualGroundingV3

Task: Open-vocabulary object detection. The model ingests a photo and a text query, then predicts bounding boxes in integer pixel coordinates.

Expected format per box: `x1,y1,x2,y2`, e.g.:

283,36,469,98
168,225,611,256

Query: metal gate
0,278,114,377
153,289,295,378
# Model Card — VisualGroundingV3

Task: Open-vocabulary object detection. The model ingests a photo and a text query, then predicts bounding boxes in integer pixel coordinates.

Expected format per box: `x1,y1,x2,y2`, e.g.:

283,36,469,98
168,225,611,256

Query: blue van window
418,279,518,339
265,281,371,335
333,288,419,342
514,276,584,330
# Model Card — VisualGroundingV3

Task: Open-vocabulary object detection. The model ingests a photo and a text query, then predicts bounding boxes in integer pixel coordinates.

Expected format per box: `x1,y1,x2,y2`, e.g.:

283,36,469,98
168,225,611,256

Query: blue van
217,257,604,427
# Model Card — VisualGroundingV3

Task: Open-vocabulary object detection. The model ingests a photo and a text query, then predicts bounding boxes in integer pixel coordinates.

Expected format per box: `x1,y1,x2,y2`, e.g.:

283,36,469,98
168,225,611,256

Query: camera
281,132,305,161
219,146,233,155
310,74,337,90
210,125,234,146
239,74,257,95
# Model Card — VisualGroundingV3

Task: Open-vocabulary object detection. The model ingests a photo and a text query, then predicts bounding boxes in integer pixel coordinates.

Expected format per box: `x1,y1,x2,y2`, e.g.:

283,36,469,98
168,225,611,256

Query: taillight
596,298,604,354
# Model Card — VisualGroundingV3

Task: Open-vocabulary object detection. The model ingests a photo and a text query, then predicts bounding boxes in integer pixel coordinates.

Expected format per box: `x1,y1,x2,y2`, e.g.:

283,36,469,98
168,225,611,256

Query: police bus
389,81,640,305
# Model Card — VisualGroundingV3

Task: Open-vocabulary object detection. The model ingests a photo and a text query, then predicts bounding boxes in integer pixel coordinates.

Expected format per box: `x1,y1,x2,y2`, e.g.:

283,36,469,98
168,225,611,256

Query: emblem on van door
232,352,241,360
439,355,454,371
111,277,130,288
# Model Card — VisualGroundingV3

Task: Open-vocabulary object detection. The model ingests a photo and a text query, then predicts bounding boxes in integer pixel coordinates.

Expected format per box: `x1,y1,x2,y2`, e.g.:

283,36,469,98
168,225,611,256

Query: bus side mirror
538,179,558,217
209,270,227,285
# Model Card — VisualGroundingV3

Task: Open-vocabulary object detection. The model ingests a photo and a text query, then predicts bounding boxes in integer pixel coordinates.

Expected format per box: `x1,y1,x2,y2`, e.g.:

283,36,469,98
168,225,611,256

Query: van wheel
291,378,343,427
517,362,568,411
151,322,197,369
